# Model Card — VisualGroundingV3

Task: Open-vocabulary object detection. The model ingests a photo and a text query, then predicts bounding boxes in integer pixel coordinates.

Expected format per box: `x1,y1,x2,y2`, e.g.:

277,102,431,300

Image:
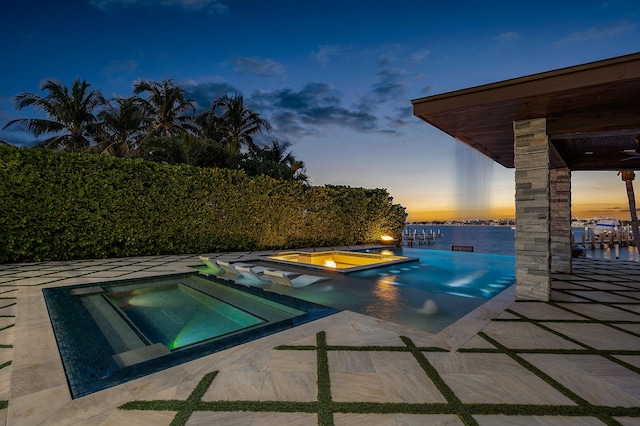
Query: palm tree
94,97,147,157
194,108,227,142
2,79,106,151
133,79,197,142
190,139,243,169
137,134,193,165
618,170,640,253
197,93,271,155
243,140,309,183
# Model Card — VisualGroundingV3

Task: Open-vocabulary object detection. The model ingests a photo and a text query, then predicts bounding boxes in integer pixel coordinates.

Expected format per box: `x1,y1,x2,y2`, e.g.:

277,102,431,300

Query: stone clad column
514,118,551,301
550,166,572,273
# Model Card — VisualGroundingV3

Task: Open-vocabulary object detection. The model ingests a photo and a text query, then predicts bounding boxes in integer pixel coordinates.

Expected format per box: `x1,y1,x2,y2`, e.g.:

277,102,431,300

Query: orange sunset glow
402,171,637,222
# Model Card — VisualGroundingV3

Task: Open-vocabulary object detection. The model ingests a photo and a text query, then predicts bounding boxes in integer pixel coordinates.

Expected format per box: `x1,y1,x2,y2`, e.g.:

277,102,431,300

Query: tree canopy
3,79,308,183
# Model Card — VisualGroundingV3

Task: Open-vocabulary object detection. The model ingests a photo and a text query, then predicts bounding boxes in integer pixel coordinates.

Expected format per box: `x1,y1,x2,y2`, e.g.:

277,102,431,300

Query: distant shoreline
406,222,514,227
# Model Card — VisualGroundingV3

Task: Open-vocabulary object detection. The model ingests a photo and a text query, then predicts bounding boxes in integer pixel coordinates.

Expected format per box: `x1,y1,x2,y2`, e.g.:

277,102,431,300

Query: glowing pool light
324,259,337,268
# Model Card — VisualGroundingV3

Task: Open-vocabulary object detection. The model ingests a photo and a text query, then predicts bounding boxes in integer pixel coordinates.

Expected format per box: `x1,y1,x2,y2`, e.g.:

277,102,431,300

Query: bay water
404,225,640,261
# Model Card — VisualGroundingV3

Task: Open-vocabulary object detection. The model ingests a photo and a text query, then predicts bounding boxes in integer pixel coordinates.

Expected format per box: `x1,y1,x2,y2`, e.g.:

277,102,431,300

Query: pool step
113,343,170,368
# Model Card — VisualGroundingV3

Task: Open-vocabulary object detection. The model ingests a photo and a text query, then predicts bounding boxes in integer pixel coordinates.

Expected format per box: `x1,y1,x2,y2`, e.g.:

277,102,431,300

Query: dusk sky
2,1,639,221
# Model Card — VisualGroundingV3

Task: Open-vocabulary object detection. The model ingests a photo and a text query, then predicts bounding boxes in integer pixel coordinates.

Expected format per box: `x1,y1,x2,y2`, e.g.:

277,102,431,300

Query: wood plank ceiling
412,52,640,171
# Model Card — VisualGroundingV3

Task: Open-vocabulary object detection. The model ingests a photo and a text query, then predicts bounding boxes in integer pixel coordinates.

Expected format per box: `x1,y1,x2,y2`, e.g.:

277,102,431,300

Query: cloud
376,45,403,67
233,57,284,77
270,111,306,134
255,83,340,110
410,48,430,63
181,78,239,109
311,45,349,66
385,106,414,128
354,67,409,113
493,31,520,45
419,84,434,96
103,59,138,84
251,83,377,134
89,0,228,13
557,20,635,44
372,68,408,100
299,106,376,130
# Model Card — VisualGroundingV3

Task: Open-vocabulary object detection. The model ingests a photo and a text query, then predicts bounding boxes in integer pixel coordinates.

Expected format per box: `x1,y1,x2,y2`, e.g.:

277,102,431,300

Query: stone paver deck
0,252,639,425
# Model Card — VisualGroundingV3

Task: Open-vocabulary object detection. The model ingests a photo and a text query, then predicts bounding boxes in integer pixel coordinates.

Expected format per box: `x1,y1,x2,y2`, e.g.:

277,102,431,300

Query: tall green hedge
0,146,406,263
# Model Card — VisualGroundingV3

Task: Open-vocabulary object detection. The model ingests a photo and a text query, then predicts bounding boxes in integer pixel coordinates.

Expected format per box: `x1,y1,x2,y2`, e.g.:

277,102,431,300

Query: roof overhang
412,52,640,170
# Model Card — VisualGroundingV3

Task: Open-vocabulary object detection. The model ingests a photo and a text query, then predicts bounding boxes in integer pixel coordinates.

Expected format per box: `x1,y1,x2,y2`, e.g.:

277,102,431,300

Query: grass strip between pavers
439,272,640,424
316,330,333,425
477,331,622,426
0,324,15,332
545,301,640,339
118,330,640,426
552,287,640,305
504,307,640,375
400,336,477,426
169,370,218,426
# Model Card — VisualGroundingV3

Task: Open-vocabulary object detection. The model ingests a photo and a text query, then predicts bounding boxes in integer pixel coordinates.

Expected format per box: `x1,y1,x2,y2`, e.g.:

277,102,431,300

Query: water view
406,224,640,261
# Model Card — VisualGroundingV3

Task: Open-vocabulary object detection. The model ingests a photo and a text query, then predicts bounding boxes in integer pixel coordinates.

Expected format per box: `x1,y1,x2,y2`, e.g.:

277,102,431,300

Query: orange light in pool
374,276,400,302
324,259,337,268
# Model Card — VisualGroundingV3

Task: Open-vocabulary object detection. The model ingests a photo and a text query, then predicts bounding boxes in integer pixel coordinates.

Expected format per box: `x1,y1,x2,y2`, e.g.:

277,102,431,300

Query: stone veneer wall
550,166,572,273
514,117,551,301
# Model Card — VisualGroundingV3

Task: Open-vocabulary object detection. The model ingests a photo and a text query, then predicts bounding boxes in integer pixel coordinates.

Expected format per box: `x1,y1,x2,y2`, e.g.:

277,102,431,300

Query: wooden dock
402,229,443,247
572,230,635,249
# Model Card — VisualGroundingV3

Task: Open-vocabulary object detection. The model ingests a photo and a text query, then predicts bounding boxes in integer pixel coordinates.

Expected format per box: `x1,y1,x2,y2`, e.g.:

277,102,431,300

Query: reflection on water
374,276,400,301
591,246,640,261
571,228,640,261
365,277,402,319
404,225,515,255
402,225,640,262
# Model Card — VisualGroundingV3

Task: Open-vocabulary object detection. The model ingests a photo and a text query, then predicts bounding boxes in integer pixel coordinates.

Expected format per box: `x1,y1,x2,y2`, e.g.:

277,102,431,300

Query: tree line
2,78,309,183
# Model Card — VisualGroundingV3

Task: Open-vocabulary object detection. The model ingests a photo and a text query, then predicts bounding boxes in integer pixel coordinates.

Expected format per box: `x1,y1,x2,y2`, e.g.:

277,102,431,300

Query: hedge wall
0,146,406,263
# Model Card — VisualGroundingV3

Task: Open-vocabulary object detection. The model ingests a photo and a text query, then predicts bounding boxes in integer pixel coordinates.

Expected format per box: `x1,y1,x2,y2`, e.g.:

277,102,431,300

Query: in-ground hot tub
43,273,338,398
261,250,418,273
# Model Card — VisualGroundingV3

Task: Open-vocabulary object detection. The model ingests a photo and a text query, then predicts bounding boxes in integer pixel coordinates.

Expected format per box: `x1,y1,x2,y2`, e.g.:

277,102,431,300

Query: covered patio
412,52,640,301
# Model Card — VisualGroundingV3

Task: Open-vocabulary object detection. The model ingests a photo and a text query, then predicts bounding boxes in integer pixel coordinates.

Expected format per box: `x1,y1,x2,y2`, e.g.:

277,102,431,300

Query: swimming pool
43,273,339,398
242,247,515,333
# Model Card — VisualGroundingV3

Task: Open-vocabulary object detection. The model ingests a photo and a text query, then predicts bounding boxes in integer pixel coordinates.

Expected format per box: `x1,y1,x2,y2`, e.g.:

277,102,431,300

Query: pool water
249,247,515,334
106,284,266,349
354,247,514,299
43,273,339,398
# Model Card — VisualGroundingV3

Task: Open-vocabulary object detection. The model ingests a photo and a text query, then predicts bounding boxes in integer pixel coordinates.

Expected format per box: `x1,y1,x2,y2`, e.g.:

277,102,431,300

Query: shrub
0,146,407,263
